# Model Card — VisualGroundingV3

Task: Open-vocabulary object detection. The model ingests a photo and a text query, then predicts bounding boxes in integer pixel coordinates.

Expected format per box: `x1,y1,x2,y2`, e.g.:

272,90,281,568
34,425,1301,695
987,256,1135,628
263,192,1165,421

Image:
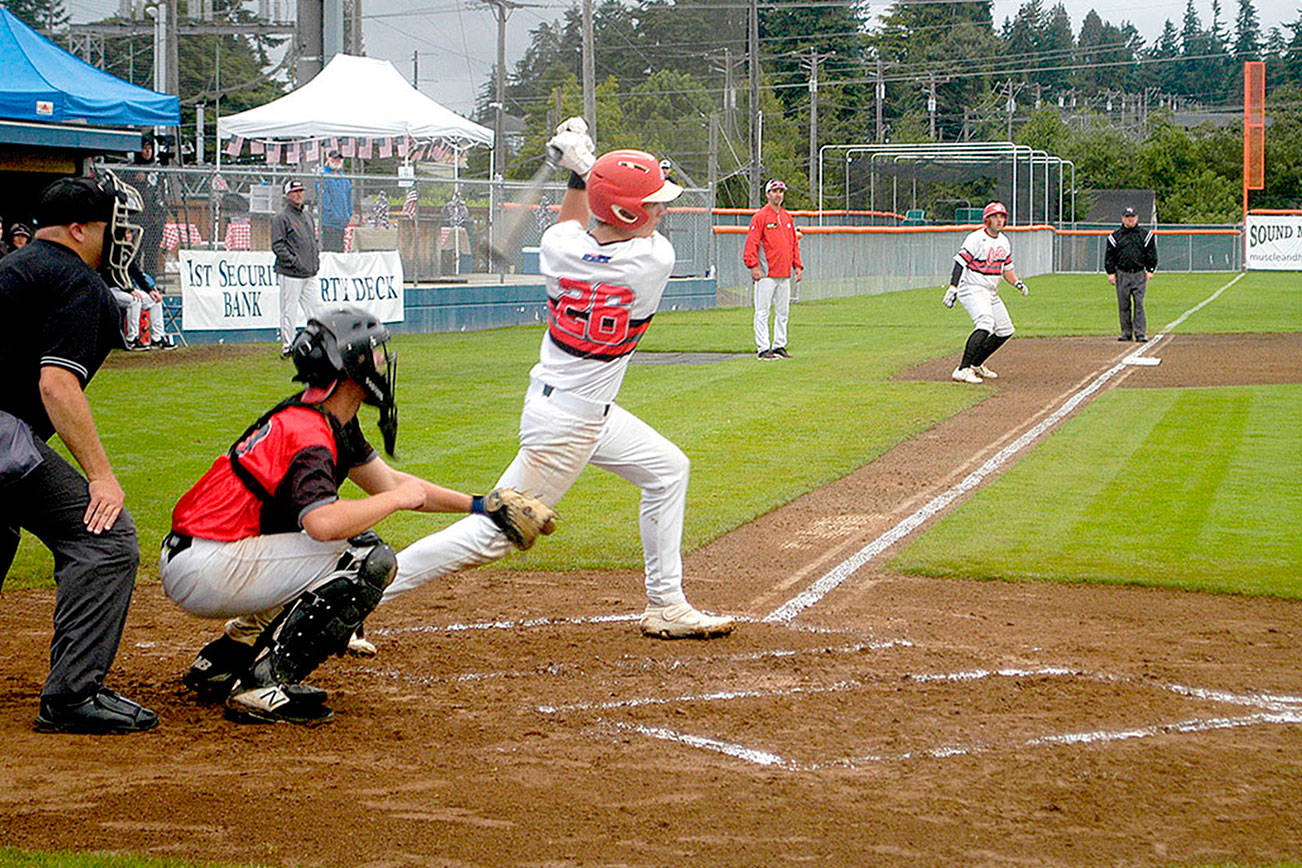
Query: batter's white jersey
954,228,1014,293
534,219,674,403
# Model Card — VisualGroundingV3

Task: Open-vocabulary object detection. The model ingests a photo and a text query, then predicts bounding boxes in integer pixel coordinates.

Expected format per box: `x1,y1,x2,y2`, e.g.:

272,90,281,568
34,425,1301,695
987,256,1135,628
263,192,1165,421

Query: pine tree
0,0,69,31
1233,0,1262,61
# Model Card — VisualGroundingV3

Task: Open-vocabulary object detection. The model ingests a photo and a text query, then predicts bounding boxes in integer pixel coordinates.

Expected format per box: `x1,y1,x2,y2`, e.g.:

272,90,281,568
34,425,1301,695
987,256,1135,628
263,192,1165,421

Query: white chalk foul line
371,612,640,636
763,273,1248,624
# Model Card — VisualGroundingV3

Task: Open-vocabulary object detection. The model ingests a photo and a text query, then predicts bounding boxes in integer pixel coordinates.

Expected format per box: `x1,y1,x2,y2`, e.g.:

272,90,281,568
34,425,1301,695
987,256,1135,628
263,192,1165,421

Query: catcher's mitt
482,488,557,550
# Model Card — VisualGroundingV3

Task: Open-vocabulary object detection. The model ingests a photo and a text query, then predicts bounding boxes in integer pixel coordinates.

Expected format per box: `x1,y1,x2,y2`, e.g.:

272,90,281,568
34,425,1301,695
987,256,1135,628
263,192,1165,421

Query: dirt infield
1,333,1299,866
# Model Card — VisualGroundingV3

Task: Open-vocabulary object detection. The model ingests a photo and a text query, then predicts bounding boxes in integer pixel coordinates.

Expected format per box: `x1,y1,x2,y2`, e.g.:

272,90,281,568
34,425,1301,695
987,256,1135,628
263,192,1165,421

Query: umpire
1104,206,1158,343
0,175,158,733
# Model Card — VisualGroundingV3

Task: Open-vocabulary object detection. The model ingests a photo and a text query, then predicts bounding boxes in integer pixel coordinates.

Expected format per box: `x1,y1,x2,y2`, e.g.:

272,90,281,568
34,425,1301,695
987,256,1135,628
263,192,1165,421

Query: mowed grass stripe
891,385,1302,598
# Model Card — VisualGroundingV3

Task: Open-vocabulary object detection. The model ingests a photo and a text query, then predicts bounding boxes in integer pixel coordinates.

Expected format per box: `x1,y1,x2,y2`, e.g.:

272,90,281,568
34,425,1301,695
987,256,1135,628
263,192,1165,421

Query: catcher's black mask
290,307,399,455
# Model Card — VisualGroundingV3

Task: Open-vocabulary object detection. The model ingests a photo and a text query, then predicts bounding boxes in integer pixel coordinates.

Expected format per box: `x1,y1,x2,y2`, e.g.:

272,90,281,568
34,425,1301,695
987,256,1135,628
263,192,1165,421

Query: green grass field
6,271,1298,601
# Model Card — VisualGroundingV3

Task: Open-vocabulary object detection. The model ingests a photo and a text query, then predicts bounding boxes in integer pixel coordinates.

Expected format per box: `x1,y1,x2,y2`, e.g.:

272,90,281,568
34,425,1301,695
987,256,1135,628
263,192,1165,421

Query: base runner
161,308,553,725
384,119,734,640
943,201,1029,384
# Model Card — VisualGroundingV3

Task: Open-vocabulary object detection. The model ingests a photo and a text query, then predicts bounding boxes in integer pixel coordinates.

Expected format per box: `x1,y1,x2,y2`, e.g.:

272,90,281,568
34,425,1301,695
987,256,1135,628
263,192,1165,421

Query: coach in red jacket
743,179,803,360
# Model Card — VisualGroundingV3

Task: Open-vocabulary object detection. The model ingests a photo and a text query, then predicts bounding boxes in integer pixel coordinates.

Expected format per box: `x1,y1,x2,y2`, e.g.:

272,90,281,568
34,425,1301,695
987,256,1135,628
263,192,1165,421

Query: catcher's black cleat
225,682,333,726
35,688,159,734
184,635,256,701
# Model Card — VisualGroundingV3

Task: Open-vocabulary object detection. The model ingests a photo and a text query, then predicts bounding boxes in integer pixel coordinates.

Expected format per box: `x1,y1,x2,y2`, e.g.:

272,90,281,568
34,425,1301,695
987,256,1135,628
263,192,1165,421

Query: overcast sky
62,0,1299,118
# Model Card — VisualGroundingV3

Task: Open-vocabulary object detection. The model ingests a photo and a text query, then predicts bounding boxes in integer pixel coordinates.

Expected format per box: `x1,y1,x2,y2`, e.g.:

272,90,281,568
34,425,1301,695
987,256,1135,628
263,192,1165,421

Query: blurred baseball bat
487,150,558,266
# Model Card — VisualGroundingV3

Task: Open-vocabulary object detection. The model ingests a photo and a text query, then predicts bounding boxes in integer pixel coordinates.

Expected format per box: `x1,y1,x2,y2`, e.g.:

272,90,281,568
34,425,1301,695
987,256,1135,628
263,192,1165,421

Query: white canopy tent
217,54,492,147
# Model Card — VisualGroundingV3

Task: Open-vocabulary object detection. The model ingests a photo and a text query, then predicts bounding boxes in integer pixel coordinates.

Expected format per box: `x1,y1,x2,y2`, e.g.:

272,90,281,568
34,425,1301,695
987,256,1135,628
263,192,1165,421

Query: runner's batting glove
942,286,958,308
1014,280,1029,296
473,488,558,551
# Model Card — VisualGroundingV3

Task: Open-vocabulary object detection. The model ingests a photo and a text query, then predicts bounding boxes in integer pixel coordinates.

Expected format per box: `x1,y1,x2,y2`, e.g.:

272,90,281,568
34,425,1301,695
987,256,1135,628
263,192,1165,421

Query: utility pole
582,0,595,139
800,48,833,200
747,0,761,206
486,0,511,179
412,49,418,88
874,58,884,143
927,73,937,139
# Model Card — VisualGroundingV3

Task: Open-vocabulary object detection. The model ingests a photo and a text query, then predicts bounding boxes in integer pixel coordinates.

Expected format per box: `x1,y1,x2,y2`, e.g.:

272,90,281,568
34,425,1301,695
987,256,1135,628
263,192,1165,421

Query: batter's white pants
160,532,349,620
753,277,791,351
279,275,316,351
385,378,691,607
957,284,1015,337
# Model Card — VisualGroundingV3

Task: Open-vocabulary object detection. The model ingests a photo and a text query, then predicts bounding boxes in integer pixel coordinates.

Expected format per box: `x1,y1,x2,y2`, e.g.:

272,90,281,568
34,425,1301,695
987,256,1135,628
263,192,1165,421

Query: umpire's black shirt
0,239,124,440
1105,225,1158,274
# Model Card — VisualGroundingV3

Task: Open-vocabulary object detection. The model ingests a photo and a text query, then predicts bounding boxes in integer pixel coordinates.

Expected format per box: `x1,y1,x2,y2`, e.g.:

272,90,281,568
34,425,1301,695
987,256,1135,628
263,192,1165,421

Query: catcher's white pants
279,275,316,350
957,284,1015,337
160,532,349,618
753,277,791,351
385,378,690,607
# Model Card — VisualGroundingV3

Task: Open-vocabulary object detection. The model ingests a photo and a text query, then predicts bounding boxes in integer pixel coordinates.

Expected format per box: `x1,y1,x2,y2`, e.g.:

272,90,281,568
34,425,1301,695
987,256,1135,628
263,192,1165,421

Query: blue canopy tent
0,7,178,127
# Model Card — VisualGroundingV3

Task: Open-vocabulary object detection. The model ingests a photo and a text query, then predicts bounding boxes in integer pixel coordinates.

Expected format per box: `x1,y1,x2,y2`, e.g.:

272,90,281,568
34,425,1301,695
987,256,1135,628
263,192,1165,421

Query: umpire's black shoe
35,688,159,734
1117,335,1132,341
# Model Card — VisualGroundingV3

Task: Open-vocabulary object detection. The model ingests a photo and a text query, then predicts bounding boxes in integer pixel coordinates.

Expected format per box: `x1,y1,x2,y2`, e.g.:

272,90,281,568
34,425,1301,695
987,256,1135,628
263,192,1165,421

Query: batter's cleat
772,347,791,359
346,628,377,657
35,688,159,734
951,366,983,384
640,602,735,639
225,681,333,726
757,349,777,361
973,363,998,379
184,635,256,701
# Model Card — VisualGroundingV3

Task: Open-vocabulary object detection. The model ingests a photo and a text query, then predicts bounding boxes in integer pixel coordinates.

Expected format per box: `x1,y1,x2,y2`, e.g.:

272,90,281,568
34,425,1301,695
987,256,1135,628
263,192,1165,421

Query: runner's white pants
385,378,691,607
279,275,316,350
753,276,791,351
160,532,349,619
957,283,1015,337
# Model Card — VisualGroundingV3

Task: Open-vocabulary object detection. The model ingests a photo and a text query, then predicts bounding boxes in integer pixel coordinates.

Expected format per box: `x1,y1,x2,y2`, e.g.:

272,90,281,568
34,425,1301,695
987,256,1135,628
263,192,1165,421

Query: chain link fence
1055,224,1242,273
97,160,714,286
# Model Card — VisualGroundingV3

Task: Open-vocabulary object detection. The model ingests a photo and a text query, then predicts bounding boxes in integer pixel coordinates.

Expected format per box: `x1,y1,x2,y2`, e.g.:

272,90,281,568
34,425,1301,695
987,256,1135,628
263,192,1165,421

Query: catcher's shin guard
230,533,396,722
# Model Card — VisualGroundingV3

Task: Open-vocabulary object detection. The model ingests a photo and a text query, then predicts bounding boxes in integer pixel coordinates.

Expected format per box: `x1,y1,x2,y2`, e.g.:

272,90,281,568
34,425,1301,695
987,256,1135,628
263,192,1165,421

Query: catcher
160,307,554,726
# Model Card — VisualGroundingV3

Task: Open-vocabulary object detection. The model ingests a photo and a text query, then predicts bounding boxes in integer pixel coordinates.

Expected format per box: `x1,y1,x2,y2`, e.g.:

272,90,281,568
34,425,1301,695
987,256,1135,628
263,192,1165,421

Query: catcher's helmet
587,149,683,230
982,201,1008,223
291,307,399,454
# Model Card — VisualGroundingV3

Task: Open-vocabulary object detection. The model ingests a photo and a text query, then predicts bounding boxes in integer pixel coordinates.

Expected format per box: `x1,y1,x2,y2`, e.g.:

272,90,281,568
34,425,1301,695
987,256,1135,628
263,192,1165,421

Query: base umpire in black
1104,206,1158,342
0,173,158,733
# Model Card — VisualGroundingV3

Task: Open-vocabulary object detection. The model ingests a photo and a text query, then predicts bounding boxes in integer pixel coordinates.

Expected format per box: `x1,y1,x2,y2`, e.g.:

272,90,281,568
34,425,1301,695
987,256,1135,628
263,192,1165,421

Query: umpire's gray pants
1116,270,1148,339
0,437,139,701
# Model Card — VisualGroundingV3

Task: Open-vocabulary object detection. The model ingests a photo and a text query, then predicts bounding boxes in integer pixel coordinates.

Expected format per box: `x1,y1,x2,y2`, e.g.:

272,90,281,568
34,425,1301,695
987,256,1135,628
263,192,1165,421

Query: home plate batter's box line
544,666,1302,771
356,639,915,687
371,615,873,637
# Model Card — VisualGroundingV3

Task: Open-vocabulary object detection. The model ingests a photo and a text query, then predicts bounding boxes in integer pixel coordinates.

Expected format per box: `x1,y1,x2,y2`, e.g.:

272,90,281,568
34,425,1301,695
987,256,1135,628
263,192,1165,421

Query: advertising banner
179,250,404,330
1245,214,1302,270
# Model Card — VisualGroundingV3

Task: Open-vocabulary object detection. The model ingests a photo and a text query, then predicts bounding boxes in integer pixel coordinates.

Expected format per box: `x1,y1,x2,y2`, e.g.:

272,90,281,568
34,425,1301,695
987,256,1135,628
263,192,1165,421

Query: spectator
317,150,354,253
0,173,157,734
271,180,320,355
743,179,803,360
123,137,167,275
2,223,32,257
108,256,175,350
1104,206,1158,343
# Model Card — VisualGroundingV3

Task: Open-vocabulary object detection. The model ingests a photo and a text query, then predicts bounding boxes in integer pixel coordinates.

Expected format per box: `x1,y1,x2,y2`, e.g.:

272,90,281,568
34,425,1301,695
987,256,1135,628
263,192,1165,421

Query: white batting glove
942,286,958,308
1014,280,1029,296
547,129,596,177
555,115,588,137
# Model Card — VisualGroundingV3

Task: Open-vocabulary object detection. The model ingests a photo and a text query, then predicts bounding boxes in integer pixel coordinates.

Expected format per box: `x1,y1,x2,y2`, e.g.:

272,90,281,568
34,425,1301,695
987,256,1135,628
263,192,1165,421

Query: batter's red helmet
982,201,1008,222
587,149,683,230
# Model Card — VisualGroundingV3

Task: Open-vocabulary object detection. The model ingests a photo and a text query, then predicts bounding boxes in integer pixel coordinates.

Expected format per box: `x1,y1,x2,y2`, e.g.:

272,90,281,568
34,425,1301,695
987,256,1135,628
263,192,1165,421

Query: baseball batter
943,201,1029,384
383,119,734,640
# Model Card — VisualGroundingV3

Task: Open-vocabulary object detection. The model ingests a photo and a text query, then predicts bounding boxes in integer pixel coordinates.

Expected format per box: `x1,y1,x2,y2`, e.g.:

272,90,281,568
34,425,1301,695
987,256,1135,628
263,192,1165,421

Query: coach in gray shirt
272,179,320,355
